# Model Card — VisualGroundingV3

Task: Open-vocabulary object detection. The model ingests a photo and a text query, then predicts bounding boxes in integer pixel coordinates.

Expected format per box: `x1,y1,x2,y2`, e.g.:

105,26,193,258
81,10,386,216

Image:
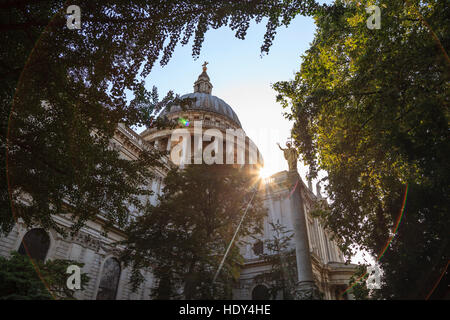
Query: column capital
293,281,322,300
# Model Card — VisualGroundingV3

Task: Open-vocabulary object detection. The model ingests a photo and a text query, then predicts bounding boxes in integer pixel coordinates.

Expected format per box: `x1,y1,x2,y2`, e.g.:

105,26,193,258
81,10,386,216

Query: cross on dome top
194,62,213,94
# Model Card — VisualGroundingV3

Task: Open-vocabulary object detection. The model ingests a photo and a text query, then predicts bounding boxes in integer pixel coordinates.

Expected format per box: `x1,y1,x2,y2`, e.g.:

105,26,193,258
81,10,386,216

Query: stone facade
236,171,356,300
0,68,357,300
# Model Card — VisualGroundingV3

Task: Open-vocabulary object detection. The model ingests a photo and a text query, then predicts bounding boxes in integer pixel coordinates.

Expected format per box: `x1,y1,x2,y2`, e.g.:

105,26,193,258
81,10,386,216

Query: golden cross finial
202,61,208,72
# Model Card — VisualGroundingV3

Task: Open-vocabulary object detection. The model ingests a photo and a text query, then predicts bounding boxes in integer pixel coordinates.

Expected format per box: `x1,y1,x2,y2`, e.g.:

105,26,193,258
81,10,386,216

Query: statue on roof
277,141,298,172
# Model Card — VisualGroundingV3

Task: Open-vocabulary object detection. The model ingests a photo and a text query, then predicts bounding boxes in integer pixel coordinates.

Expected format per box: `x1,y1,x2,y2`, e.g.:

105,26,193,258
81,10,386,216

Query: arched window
252,284,270,300
18,228,50,262
96,257,121,300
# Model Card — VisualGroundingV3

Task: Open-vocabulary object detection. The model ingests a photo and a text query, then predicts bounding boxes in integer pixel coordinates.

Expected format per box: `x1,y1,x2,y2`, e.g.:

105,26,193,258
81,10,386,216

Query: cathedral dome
159,63,242,127
159,92,242,127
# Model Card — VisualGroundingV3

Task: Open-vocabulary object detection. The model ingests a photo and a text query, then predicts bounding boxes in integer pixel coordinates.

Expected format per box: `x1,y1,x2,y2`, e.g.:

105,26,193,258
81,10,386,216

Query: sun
259,166,275,179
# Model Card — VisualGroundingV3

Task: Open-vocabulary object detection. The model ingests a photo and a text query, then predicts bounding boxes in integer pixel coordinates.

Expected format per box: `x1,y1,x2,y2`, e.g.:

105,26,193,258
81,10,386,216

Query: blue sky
137,14,320,183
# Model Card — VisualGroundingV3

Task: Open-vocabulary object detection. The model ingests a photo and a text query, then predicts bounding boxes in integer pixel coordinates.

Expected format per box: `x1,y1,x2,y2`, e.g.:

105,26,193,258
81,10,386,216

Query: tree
120,164,267,299
346,264,370,300
0,251,89,300
273,0,449,298
257,221,297,299
1,0,320,236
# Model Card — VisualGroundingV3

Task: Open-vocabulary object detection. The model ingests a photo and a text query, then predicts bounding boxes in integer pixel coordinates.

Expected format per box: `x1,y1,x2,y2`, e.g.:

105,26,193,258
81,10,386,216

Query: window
18,228,50,262
252,284,270,300
158,137,168,151
96,257,121,300
252,240,264,256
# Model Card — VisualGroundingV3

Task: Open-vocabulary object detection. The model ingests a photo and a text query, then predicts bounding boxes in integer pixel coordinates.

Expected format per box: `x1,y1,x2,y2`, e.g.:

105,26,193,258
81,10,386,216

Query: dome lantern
193,61,213,94
158,64,242,127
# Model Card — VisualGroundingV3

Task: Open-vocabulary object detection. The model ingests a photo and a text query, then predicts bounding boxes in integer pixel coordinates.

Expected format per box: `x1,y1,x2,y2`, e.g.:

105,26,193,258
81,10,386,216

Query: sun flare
259,166,275,179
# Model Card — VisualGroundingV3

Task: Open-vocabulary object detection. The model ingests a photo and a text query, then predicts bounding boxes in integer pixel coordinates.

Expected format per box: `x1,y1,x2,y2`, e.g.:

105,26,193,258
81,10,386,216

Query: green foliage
257,221,297,299
347,264,370,300
0,251,89,300
120,164,266,299
274,0,449,298
0,0,321,236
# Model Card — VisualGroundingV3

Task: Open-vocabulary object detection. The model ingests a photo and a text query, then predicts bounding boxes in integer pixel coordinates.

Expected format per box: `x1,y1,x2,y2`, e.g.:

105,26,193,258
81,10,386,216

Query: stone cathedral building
0,66,357,300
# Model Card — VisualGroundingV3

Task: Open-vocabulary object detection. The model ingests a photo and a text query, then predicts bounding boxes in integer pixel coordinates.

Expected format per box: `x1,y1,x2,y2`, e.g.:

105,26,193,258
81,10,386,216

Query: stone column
166,135,172,151
287,170,321,299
